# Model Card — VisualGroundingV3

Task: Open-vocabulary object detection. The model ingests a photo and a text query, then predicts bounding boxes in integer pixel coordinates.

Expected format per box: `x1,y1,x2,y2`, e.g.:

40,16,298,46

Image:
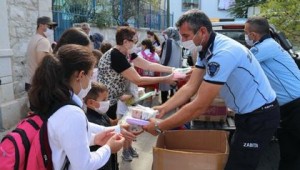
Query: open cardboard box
153,130,229,170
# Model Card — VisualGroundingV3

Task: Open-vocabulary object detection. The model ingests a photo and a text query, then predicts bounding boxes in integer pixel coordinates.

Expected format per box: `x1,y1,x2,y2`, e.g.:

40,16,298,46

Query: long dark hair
53,28,91,53
141,39,155,53
147,30,160,46
29,44,95,117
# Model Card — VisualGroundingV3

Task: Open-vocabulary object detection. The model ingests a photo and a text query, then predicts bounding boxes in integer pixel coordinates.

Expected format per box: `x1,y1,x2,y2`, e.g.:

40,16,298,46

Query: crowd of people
20,8,300,170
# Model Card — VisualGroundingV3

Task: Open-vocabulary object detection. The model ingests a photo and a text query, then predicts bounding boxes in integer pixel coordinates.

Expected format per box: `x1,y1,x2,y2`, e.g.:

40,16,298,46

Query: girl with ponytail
28,44,126,169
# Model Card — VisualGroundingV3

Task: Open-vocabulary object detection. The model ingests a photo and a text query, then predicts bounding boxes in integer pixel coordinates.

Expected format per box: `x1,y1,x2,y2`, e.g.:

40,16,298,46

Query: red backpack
135,50,159,77
0,102,77,170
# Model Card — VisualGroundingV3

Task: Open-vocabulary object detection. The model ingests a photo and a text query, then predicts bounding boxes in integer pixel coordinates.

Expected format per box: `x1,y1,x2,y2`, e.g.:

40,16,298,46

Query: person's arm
36,38,51,64
132,55,173,73
121,66,175,86
154,68,205,118
111,51,176,86
52,109,112,169
36,51,49,64
145,81,222,135
89,122,106,133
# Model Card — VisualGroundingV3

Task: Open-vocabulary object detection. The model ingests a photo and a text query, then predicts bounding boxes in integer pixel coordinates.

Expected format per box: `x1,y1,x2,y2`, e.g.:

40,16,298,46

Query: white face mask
96,100,110,114
245,34,254,47
44,28,53,38
77,79,92,99
163,34,168,40
181,31,203,52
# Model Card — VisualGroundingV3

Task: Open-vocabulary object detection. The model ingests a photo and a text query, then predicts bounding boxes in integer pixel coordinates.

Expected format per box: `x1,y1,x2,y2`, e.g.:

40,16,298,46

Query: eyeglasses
127,39,134,42
47,25,54,30
127,38,138,44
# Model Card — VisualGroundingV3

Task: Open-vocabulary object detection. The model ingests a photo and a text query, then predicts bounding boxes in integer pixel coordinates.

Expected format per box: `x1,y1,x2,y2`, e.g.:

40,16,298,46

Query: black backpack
160,39,172,66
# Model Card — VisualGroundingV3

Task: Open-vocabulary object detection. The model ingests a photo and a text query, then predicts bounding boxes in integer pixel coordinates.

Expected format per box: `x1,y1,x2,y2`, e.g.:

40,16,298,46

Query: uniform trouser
278,98,300,170
225,100,280,170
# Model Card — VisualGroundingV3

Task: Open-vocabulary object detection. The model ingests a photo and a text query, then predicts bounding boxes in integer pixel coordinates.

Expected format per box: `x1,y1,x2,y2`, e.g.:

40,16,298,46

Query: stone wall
0,0,52,130
7,0,52,99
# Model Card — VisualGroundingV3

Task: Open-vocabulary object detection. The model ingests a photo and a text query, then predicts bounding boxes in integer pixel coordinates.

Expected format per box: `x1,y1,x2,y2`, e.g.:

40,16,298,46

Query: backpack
160,39,172,66
138,50,159,77
0,101,78,170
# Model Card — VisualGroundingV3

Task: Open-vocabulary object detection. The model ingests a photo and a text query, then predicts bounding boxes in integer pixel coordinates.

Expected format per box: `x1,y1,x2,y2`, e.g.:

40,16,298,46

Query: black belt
252,100,278,113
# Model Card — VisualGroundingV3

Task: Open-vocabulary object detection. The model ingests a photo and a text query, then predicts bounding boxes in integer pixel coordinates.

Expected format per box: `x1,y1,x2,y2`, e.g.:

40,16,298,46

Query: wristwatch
154,121,163,134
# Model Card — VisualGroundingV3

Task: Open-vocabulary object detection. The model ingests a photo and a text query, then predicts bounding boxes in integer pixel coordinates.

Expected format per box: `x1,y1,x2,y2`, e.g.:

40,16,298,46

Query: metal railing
52,0,173,40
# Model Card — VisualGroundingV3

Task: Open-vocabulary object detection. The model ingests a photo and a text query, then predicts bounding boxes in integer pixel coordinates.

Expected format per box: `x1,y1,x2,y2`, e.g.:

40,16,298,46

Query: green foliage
111,0,138,25
110,0,161,25
57,0,94,23
91,0,115,28
259,0,300,46
229,0,266,18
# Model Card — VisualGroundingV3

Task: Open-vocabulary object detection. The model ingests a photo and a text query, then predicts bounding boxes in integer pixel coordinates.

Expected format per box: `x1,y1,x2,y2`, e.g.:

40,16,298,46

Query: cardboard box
153,130,229,170
195,98,227,122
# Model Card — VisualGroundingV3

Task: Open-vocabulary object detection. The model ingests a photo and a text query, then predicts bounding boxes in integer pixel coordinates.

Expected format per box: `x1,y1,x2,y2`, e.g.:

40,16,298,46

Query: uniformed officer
144,9,280,170
245,16,300,170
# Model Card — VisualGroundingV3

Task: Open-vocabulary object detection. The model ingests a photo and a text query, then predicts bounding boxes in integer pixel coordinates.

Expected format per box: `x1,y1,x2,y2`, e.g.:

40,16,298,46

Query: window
182,0,199,11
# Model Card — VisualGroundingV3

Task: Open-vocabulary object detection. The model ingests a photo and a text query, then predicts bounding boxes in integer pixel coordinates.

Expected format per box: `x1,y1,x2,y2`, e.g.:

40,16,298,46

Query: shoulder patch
207,62,220,77
250,47,259,55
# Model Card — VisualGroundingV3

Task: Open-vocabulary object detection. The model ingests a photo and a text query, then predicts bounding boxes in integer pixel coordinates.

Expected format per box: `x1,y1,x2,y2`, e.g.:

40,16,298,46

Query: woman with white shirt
28,44,125,170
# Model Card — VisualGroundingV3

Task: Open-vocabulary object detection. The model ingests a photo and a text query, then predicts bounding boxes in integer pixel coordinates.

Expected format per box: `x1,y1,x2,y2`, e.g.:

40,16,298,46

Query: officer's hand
165,73,178,85
153,105,167,119
143,118,159,136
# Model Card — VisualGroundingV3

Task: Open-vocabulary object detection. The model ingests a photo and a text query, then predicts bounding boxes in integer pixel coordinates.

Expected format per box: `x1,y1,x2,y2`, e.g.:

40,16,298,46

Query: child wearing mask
28,44,126,169
84,82,136,169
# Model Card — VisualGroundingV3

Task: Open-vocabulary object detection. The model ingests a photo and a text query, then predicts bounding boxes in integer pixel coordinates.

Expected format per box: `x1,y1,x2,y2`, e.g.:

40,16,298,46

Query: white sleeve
89,122,120,133
88,123,121,145
50,107,111,170
91,145,111,169
89,122,106,133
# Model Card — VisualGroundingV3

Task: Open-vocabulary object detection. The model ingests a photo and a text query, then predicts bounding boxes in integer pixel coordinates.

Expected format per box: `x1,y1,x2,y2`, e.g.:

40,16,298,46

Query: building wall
7,0,52,99
201,0,233,18
170,0,182,27
170,0,233,27
0,0,52,130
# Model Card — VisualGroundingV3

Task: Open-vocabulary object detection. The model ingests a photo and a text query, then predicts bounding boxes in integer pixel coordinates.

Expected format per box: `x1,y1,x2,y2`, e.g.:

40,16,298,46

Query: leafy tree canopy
259,0,300,47
229,0,266,18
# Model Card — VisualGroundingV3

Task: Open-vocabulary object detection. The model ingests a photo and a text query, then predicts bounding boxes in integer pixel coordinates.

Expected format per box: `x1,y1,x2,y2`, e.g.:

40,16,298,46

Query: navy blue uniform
251,35,300,170
196,33,280,170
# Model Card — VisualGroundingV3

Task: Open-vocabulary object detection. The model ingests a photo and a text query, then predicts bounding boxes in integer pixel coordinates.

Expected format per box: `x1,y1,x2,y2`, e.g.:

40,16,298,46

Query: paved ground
118,133,157,170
